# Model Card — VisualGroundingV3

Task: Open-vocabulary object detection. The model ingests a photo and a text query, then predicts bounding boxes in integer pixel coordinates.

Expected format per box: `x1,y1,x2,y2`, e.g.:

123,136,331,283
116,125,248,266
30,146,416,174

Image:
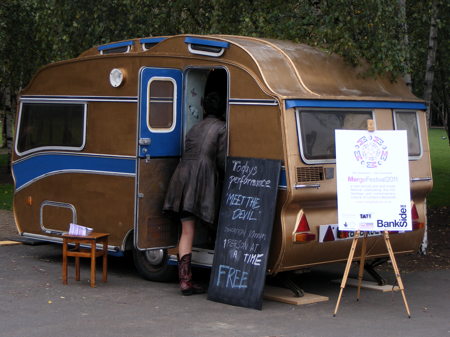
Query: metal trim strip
411,177,432,182
20,95,138,103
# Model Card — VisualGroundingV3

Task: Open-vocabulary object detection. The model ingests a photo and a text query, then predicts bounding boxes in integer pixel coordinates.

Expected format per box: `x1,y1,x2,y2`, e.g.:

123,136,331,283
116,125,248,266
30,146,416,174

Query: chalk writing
226,193,261,209
223,226,247,237
223,238,248,250
228,175,271,190
248,230,266,241
216,264,249,289
243,253,264,266
232,208,258,221
208,157,281,310
227,160,272,190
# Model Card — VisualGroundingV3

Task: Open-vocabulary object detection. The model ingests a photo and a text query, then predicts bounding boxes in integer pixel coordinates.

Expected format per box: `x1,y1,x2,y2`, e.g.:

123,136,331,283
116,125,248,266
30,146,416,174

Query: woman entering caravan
163,69,228,295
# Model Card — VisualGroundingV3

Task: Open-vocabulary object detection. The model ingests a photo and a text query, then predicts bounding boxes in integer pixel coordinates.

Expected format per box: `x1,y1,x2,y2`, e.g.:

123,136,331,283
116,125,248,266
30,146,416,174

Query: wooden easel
333,120,411,318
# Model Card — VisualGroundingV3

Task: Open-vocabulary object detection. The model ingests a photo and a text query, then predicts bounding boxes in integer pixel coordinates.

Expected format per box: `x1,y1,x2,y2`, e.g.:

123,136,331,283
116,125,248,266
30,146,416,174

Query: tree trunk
0,90,6,148
435,51,450,144
423,0,439,128
398,0,412,90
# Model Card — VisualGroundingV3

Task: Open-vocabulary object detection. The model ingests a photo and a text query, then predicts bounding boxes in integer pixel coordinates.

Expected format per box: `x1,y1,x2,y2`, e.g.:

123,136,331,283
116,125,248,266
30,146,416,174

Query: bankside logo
376,205,408,228
354,134,388,168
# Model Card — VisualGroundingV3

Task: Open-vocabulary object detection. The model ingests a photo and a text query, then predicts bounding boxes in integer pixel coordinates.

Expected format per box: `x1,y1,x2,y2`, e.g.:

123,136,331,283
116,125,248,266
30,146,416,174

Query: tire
132,248,177,282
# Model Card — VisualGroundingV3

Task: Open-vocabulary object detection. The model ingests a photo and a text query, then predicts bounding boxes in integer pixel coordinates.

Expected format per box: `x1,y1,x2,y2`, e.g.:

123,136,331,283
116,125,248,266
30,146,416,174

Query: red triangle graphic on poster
323,226,335,242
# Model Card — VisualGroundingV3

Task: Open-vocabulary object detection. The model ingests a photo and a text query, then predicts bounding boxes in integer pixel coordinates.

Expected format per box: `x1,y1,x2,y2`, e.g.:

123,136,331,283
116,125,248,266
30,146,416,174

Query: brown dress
163,115,226,224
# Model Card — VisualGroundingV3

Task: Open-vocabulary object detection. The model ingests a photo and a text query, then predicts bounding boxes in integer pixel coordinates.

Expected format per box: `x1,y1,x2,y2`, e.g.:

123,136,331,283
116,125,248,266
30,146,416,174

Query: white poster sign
336,130,412,231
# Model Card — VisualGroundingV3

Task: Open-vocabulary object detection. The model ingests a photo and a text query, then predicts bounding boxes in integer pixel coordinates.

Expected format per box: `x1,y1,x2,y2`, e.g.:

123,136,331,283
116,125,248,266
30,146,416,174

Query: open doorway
183,68,228,136
183,67,228,249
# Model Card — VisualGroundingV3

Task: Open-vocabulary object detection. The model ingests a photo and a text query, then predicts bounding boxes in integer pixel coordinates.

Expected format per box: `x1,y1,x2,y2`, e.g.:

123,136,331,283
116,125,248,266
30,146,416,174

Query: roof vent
184,37,229,57
140,37,166,51
98,41,134,55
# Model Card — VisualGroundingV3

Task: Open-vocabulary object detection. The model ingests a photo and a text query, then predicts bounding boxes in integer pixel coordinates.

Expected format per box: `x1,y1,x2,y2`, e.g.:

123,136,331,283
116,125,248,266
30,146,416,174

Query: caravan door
135,68,182,250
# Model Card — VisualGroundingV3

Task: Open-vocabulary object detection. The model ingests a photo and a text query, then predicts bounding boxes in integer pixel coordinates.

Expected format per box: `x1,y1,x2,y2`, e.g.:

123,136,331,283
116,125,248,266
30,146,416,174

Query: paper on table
68,223,93,236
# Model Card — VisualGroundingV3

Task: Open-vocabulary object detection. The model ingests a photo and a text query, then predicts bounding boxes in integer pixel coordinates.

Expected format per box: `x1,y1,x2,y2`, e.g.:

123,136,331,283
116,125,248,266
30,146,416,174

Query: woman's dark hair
203,91,225,118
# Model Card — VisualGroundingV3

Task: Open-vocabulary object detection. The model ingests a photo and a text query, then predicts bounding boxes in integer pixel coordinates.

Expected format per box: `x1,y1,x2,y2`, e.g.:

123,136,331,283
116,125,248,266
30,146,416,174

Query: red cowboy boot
177,253,205,296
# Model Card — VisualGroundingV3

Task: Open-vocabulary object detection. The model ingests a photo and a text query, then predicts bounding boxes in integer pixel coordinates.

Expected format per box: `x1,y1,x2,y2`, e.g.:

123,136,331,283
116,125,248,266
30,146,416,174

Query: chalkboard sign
208,156,281,310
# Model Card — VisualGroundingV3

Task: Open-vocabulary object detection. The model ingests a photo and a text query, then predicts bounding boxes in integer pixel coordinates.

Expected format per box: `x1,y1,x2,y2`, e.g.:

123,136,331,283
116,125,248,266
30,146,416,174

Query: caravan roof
75,34,419,103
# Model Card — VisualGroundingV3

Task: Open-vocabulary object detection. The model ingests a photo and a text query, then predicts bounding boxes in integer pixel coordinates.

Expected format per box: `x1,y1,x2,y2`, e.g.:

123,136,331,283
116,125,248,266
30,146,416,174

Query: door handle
139,138,151,146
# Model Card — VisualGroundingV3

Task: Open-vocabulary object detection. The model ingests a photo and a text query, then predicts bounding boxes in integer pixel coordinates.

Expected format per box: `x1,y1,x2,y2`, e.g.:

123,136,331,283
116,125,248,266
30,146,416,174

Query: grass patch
0,154,9,167
427,128,450,207
0,153,12,210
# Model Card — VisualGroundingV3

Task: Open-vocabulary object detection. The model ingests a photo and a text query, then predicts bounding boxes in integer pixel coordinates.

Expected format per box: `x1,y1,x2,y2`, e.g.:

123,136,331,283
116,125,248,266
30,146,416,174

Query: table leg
90,241,96,288
62,239,68,285
102,238,108,283
75,243,80,281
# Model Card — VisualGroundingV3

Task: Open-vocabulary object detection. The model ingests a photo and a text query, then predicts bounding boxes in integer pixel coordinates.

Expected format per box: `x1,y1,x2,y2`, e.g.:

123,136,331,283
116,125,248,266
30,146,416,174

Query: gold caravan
12,35,433,281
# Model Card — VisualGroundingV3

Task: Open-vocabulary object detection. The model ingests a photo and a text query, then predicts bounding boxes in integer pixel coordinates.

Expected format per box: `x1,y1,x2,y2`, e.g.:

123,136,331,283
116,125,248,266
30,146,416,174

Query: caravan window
16,103,86,155
394,110,421,157
148,79,176,131
296,109,372,163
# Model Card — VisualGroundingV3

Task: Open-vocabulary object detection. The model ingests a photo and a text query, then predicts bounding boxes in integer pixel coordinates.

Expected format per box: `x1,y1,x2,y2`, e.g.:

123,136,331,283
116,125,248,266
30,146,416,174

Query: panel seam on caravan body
215,35,319,97
250,38,320,97
229,98,278,106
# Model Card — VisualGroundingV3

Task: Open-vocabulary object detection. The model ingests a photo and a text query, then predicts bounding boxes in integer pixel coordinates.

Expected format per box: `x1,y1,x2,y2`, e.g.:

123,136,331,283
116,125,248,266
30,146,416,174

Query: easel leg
333,231,360,317
384,231,411,318
356,232,368,301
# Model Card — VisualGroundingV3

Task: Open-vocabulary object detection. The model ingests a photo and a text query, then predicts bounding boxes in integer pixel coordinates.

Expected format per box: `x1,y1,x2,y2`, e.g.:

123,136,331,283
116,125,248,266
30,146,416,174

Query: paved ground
0,209,15,241
1,209,449,336
1,240,449,337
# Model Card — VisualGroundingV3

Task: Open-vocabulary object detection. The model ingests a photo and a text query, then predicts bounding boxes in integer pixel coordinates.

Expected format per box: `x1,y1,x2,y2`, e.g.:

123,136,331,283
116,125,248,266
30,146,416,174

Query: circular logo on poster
354,135,388,168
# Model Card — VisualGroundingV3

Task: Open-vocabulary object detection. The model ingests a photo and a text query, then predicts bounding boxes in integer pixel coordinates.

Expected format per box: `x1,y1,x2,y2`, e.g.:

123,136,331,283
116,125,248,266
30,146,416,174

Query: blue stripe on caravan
184,37,229,49
13,153,136,190
285,100,427,110
97,40,134,51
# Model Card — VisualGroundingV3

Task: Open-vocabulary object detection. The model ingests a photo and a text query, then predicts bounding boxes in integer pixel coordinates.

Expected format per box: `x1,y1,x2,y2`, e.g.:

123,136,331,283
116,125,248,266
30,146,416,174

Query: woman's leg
178,219,195,257
177,218,205,295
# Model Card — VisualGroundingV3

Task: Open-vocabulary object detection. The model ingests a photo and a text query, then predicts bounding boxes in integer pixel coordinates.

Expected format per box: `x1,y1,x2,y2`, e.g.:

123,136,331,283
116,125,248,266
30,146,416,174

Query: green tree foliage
0,0,43,98
0,0,448,133
406,0,449,132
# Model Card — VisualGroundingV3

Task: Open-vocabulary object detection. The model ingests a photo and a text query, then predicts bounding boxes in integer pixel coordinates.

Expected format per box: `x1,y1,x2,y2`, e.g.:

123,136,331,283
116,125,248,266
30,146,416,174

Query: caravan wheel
132,248,177,282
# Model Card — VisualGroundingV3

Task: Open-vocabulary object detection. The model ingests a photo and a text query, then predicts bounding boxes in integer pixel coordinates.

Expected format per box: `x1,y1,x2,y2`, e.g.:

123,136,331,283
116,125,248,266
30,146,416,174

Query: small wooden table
62,232,109,288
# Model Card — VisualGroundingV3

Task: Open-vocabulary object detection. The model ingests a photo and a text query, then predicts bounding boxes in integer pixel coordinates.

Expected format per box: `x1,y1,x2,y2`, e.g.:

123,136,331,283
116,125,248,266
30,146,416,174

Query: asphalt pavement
0,241,449,337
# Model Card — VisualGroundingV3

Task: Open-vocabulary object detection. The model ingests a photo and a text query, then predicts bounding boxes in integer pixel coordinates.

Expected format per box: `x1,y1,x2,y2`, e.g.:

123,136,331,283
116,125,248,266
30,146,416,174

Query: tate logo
360,214,371,219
